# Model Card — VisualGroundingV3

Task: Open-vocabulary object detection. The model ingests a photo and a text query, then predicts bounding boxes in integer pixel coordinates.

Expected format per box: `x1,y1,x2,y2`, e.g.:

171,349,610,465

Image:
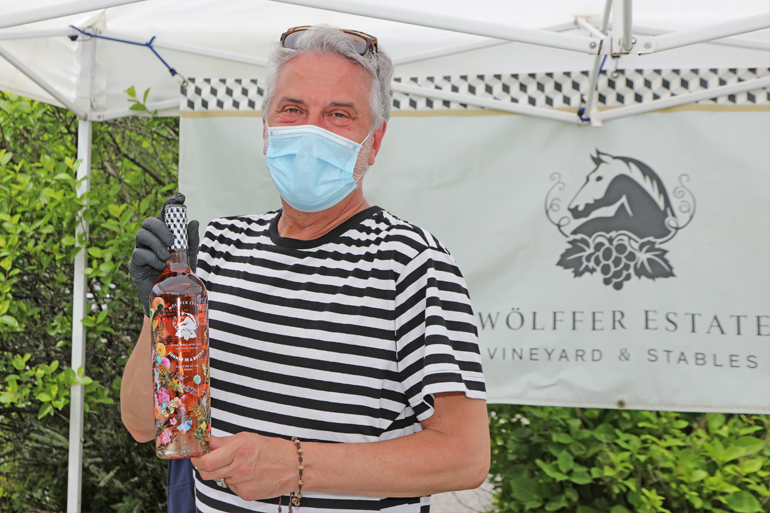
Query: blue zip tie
68,25,187,85
578,54,608,122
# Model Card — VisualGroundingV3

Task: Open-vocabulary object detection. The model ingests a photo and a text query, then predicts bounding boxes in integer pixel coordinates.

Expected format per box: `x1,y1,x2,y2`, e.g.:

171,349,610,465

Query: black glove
128,193,200,317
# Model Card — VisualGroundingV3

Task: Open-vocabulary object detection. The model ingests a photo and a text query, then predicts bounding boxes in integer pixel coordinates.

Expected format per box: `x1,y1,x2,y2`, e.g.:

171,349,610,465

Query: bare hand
191,433,297,501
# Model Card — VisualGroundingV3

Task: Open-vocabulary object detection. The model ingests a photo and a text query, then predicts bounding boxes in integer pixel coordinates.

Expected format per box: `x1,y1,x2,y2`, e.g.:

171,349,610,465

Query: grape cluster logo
546,150,695,290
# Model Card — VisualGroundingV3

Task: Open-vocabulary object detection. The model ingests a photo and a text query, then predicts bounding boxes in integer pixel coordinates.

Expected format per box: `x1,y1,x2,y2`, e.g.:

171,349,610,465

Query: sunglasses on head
280,26,378,57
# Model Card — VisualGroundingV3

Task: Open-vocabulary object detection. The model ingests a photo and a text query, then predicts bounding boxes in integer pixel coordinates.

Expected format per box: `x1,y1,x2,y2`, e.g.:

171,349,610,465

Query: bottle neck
167,249,190,271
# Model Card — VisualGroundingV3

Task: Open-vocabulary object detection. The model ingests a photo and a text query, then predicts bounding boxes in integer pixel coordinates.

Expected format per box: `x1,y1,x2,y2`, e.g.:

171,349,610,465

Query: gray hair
261,25,394,130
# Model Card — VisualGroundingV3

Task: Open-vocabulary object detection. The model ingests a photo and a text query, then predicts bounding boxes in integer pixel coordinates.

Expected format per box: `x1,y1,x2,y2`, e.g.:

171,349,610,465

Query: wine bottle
150,204,210,459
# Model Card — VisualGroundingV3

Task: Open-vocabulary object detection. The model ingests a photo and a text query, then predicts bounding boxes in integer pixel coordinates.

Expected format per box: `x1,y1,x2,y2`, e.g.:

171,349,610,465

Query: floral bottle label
151,296,211,453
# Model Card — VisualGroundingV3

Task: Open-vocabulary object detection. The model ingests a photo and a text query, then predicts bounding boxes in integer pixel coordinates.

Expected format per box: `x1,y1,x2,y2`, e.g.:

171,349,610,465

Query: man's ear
368,120,387,166
262,118,268,156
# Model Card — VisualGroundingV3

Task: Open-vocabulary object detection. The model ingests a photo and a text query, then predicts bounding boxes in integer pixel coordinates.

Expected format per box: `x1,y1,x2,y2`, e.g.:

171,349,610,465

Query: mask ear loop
353,127,377,186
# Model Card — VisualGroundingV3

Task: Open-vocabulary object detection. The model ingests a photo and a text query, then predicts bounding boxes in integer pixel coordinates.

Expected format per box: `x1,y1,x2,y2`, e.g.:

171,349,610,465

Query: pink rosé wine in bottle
150,204,210,458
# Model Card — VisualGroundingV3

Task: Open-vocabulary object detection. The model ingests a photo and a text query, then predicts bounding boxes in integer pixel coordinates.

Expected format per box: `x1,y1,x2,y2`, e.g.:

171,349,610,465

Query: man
122,25,489,512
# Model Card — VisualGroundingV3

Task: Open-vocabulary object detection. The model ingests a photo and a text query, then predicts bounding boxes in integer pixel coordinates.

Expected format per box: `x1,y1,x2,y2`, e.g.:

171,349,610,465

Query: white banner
180,107,770,414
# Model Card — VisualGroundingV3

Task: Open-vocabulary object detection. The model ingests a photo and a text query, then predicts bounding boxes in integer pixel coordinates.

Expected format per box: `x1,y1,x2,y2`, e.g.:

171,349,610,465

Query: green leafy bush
0,92,177,511
489,405,769,512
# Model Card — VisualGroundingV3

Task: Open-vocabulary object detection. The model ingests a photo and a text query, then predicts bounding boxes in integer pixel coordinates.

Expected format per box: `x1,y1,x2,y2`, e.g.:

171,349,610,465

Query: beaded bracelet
279,437,304,513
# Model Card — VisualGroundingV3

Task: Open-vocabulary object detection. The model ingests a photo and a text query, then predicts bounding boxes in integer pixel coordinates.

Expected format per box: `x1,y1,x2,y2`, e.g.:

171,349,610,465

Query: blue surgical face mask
265,124,371,213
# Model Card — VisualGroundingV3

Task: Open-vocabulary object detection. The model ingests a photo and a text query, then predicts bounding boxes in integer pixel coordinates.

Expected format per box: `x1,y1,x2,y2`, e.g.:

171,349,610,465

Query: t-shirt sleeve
194,222,218,286
395,245,487,422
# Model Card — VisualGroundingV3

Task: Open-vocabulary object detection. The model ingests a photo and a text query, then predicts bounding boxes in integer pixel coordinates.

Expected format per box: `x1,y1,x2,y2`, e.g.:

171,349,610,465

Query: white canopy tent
0,1,767,511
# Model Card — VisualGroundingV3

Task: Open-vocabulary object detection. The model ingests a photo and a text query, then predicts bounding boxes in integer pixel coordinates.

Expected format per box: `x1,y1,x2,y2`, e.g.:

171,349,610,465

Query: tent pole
391,81,578,123
601,76,770,121
91,98,179,121
0,28,78,40
654,13,769,52
97,29,268,67
269,0,600,55
393,21,575,66
0,0,147,30
622,0,633,51
583,0,613,126
610,0,626,54
67,118,92,513
0,44,87,118
631,24,769,51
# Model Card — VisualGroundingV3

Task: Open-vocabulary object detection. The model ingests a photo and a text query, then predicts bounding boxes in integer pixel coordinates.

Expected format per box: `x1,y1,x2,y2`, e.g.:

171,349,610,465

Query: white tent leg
67,119,92,513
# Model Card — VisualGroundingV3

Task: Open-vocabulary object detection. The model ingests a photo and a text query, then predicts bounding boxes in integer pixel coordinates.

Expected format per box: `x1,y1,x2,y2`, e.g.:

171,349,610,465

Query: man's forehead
273,53,372,102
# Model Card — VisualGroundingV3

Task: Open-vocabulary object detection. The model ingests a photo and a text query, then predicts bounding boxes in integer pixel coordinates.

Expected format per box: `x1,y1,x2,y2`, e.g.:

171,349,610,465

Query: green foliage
489,405,770,513
0,91,178,511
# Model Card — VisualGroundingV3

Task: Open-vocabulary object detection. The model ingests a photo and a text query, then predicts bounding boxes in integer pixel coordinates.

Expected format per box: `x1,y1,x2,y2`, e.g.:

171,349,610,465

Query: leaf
37,403,53,419
725,491,762,513
735,436,765,455
557,450,574,473
124,86,137,98
708,413,726,433
593,423,617,442
108,204,126,218
10,354,24,370
557,236,596,277
510,476,546,503
740,458,764,474
0,150,12,166
536,459,570,481
129,103,148,112
634,239,675,279
570,470,593,485
545,494,569,511
143,88,151,104
1,314,20,329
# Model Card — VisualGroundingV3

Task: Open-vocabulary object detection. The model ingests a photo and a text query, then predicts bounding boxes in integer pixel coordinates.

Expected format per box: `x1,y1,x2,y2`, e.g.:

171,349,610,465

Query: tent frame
0,0,146,30
0,1,767,511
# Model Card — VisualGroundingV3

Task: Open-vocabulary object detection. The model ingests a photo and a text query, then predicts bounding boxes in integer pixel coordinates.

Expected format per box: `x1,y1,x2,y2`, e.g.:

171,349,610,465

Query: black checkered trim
164,205,188,251
180,68,769,112
181,78,263,112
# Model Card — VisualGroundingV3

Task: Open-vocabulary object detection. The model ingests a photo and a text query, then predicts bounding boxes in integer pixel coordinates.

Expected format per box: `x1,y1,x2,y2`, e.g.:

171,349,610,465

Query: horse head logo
173,312,198,341
546,150,695,290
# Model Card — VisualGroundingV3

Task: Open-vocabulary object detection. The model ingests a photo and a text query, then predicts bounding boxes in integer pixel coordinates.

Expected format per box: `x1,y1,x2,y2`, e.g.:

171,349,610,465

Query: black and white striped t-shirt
194,206,486,513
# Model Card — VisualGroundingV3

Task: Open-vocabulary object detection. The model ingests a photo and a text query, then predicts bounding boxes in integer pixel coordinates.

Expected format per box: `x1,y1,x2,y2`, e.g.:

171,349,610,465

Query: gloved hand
128,192,200,317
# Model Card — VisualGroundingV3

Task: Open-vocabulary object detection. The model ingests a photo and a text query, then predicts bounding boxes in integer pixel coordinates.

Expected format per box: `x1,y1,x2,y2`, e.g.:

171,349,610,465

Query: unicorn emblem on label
546,150,695,290
173,312,198,340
